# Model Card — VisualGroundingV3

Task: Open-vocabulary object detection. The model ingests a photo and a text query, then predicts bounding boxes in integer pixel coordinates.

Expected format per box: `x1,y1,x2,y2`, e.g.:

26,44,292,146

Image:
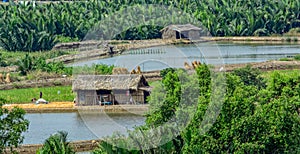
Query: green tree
0,98,29,153
182,70,300,153
146,69,181,126
232,65,266,89
94,67,300,153
37,131,75,154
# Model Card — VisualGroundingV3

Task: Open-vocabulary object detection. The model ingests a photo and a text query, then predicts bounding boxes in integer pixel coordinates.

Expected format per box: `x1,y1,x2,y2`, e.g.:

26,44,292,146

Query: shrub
279,58,293,61
232,65,266,89
294,54,300,61
37,131,75,154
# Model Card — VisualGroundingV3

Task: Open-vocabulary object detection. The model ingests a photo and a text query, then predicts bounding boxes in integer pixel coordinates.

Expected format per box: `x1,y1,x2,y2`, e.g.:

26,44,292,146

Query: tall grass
0,86,74,104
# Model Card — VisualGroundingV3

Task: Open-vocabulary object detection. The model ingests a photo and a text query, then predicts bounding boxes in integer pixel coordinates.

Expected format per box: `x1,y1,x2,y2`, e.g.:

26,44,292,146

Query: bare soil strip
3,102,149,113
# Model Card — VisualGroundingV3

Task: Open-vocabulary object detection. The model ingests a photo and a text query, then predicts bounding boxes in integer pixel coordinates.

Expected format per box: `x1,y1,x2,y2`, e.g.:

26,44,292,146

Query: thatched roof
161,24,202,32
72,75,149,91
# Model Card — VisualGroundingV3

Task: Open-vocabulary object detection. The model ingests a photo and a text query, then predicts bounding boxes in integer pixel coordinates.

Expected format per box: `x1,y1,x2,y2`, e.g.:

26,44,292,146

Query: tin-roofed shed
72,75,151,106
161,24,202,40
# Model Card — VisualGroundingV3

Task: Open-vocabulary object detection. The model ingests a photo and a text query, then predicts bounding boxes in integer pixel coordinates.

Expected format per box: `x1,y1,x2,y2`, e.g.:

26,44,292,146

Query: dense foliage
231,65,266,89
15,54,113,76
16,54,71,75
0,99,29,153
37,131,75,154
0,50,72,67
0,0,299,51
295,54,300,61
72,64,114,75
0,53,8,67
94,66,300,153
114,25,163,40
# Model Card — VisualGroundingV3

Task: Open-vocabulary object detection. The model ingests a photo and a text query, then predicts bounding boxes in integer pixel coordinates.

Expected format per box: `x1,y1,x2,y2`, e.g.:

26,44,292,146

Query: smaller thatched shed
161,24,202,40
72,75,150,106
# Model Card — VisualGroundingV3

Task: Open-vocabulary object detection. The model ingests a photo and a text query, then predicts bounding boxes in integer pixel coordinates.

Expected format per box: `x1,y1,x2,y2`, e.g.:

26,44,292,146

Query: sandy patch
3,102,74,110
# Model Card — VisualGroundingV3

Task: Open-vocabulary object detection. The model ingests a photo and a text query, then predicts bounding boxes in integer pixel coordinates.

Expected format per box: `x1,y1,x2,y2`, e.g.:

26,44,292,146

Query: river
23,112,145,144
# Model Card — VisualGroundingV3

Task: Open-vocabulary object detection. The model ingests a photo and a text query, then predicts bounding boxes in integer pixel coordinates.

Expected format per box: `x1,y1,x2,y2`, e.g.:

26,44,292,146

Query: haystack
184,62,193,70
130,69,137,74
112,67,129,75
0,73,4,83
5,73,10,83
184,61,201,70
137,66,142,74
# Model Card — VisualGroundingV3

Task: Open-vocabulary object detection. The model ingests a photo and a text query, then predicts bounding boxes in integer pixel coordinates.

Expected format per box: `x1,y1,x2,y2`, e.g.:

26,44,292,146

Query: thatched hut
72,75,151,106
161,24,202,40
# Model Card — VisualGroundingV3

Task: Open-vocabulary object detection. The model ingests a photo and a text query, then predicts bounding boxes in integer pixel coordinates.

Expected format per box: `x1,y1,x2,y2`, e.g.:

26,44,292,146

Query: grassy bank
0,86,74,104
0,50,76,67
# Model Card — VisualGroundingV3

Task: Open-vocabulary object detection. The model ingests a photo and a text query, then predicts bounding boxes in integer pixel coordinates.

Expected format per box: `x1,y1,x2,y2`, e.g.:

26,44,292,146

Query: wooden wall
77,90,98,105
76,89,146,105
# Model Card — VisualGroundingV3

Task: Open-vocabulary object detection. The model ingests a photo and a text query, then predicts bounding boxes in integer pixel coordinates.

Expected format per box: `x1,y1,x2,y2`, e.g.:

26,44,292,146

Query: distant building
161,24,202,40
72,75,151,106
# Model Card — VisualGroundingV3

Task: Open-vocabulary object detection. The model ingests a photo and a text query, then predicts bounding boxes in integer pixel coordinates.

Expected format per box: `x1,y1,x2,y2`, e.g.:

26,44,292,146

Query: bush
279,58,293,61
294,54,300,61
73,64,114,75
37,131,75,154
0,53,8,67
17,54,71,76
232,65,266,89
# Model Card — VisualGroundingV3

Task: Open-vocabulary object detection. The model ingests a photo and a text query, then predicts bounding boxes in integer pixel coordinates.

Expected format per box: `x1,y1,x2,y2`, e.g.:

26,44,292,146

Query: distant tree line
0,0,299,51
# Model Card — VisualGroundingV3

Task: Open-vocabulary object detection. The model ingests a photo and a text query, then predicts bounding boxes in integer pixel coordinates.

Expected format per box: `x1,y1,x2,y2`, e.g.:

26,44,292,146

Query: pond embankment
205,36,300,43
216,60,300,72
5,139,101,154
1,60,300,90
50,39,192,63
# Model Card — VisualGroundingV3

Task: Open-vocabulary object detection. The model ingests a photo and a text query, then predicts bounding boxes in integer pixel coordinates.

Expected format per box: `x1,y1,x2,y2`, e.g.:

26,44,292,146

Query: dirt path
3,102,75,113
3,102,149,113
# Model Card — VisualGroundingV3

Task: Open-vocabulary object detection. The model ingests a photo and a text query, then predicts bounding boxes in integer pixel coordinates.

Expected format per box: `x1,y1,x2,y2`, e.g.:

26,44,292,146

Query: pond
23,42,300,144
23,112,145,144
72,42,300,71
